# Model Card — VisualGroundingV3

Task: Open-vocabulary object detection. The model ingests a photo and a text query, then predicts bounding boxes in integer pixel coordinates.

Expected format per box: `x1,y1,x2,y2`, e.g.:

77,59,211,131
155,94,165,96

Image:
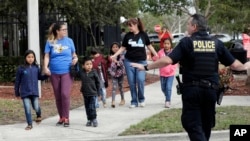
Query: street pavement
0,69,250,141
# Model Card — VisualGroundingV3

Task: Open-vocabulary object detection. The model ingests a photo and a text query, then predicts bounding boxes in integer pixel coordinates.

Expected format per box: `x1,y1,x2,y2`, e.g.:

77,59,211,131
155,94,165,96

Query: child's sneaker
103,103,107,108
92,119,98,127
86,120,92,126
129,104,136,108
139,102,145,107
119,99,125,106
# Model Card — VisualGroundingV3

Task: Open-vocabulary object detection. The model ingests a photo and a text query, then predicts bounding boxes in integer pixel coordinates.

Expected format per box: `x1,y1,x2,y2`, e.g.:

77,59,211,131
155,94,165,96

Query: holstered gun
217,85,230,105
176,75,183,95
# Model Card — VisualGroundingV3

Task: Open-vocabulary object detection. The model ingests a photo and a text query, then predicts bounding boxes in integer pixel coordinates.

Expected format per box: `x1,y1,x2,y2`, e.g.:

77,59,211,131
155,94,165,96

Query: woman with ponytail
43,22,78,127
110,18,158,108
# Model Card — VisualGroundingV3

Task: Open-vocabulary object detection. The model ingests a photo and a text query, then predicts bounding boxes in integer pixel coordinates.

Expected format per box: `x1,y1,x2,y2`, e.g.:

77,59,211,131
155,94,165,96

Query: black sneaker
86,120,92,126
92,119,98,127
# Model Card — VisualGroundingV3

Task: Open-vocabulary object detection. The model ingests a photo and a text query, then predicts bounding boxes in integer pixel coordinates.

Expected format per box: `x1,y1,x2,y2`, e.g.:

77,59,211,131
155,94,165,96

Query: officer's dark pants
181,86,217,141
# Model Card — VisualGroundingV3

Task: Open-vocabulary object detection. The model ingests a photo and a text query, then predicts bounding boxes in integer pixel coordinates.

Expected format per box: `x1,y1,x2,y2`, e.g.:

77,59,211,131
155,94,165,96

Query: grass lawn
0,98,83,125
119,106,250,136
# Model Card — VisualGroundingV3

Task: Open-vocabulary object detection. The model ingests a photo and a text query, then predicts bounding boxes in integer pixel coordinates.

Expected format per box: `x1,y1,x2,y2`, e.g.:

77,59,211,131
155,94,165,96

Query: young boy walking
79,57,100,127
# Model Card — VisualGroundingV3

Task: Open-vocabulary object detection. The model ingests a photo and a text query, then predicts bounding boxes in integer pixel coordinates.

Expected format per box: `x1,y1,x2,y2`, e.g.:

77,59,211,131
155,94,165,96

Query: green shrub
0,57,23,82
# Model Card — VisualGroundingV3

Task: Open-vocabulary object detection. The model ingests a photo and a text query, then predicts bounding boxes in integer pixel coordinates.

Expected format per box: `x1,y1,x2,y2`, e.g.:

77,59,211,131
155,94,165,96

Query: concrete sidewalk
0,69,249,141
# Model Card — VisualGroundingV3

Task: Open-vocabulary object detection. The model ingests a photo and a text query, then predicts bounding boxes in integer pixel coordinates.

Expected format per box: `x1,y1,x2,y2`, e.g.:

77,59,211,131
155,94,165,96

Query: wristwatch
144,64,149,71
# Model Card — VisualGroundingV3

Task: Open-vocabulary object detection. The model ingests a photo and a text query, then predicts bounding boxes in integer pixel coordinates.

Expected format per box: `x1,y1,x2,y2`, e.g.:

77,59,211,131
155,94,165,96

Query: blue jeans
95,87,107,108
22,96,41,125
160,76,174,102
100,87,107,103
124,58,146,106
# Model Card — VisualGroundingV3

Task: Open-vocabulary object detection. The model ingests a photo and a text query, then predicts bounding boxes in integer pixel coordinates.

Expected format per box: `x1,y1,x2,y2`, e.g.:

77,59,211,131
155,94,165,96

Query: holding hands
43,67,51,76
130,63,145,71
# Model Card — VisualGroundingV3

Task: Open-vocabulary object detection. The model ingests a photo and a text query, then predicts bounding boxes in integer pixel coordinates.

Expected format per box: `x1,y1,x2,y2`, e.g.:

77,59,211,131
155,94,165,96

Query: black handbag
70,63,80,77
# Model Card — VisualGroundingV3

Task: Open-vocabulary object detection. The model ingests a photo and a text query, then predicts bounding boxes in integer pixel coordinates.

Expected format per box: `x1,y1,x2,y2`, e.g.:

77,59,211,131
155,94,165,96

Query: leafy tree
56,0,139,47
139,0,250,34
139,13,159,33
0,0,139,48
0,0,27,26
209,0,250,33
141,12,188,34
139,0,192,16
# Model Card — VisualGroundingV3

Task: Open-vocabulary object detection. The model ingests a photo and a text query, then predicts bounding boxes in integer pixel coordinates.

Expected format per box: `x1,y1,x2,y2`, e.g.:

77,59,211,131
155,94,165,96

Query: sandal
25,125,33,130
35,117,42,123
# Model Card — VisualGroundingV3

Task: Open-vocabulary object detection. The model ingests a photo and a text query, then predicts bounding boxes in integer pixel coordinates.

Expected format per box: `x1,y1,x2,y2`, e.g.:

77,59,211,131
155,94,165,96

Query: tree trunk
88,24,97,48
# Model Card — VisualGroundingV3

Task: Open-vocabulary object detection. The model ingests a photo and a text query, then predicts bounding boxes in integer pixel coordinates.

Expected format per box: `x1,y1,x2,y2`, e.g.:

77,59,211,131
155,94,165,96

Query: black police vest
181,36,218,76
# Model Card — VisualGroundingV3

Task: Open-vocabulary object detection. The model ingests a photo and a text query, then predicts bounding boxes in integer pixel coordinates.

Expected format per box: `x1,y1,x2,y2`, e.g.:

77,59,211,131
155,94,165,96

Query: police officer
131,14,250,141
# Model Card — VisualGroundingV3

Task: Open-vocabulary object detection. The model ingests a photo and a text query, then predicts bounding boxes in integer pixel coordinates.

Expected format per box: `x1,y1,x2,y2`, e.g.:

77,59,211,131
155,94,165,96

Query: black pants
181,86,217,141
84,96,97,120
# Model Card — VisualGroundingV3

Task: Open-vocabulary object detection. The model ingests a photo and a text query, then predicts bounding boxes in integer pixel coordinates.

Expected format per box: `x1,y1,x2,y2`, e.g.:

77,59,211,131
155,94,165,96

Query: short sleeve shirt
44,37,76,74
122,31,151,62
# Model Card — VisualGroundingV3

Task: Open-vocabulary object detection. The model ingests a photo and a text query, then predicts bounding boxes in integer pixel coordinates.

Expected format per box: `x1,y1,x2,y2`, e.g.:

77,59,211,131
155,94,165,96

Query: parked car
148,33,160,44
172,33,185,43
148,32,186,44
210,33,232,43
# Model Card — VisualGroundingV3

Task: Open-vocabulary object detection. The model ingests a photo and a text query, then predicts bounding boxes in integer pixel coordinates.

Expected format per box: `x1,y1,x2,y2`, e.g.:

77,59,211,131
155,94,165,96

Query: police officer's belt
183,80,219,90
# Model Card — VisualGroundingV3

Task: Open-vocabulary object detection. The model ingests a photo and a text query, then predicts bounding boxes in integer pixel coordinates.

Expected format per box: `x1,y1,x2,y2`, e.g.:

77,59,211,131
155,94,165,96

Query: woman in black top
111,18,158,108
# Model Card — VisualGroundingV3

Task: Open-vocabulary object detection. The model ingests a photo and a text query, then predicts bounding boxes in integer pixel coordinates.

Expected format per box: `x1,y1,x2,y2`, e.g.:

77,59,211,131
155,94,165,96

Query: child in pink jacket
153,38,178,108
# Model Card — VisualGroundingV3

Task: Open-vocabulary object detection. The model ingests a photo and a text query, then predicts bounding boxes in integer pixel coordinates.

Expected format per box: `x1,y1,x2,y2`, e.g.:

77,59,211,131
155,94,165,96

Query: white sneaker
103,103,107,108
129,105,136,108
165,101,170,108
139,102,145,107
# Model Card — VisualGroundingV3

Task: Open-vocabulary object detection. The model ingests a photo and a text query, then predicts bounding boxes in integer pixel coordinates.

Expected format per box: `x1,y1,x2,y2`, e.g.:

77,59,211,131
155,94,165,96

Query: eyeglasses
60,29,67,31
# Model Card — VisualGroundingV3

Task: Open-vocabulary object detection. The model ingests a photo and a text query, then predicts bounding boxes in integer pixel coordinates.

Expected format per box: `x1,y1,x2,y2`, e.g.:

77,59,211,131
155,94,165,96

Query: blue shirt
44,37,76,74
